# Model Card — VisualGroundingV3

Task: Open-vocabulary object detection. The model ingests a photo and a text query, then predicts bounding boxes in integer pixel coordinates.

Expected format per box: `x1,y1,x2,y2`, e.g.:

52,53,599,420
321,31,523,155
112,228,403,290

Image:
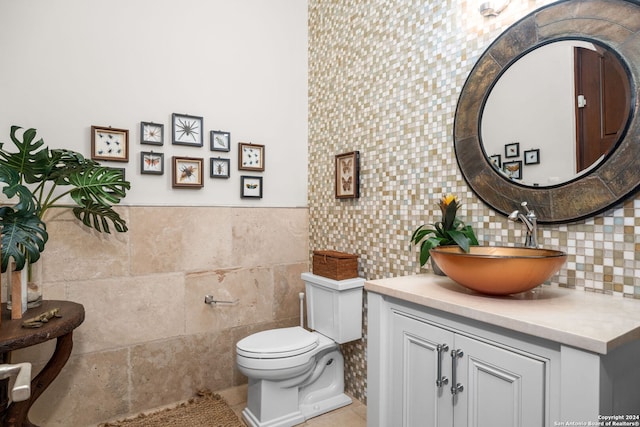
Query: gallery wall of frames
90,113,266,199
1,0,308,208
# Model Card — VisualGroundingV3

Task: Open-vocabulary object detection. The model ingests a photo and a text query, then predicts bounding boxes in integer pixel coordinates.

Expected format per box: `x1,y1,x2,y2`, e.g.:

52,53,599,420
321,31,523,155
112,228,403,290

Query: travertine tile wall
308,0,640,403
13,206,309,426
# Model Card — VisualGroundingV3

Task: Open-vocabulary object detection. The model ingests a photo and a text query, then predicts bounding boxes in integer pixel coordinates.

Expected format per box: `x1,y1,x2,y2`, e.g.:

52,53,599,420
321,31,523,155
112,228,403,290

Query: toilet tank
301,272,365,344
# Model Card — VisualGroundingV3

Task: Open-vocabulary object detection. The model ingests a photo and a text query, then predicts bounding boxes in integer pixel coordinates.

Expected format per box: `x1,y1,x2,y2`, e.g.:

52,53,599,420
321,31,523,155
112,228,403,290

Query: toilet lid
236,326,319,358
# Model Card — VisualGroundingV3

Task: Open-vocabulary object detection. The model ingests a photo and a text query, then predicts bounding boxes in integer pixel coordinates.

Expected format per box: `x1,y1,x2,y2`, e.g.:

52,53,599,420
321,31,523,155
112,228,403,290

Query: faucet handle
0,362,32,402
520,201,536,219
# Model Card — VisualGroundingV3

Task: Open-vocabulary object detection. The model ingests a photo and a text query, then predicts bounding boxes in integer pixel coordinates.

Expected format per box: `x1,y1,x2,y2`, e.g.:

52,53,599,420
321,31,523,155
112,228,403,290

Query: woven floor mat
99,390,244,427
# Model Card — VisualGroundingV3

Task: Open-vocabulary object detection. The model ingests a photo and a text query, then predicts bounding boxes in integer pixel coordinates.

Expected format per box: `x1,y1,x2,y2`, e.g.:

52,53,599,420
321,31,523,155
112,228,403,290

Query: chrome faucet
508,202,538,248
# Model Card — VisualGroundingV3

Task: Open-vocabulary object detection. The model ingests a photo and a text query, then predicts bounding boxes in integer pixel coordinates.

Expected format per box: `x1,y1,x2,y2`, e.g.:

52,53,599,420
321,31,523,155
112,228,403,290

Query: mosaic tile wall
308,0,640,403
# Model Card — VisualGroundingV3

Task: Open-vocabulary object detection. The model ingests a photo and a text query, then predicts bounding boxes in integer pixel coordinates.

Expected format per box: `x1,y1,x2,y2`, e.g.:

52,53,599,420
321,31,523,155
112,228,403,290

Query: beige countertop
365,274,640,354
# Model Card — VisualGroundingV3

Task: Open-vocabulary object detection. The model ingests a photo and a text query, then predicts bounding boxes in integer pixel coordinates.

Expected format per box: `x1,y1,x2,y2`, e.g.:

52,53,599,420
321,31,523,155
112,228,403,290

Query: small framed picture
238,142,265,171
210,157,230,178
503,160,523,180
140,151,164,175
112,167,126,181
241,175,263,198
91,126,129,162
172,113,203,147
524,149,540,165
140,122,164,145
335,151,360,199
210,130,231,152
505,142,520,158
172,156,204,188
489,154,502,168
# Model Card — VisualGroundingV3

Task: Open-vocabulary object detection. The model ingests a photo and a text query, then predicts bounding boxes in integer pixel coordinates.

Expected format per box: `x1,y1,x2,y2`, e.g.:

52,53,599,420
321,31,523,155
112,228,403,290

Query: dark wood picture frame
91,126,129,162
241,175,263,198
210,157,230,178
140,151,164,175
172,156,204,188
140,121,164,146
503,160,523,180
238,142,265,171
172,113,203,147
335,151,360,199
504,142,520,158
210,130,231,152
524,149,540,165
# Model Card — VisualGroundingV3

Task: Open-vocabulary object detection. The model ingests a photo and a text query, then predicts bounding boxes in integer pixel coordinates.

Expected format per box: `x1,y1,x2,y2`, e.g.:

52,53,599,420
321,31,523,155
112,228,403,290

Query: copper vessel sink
429,246,567,295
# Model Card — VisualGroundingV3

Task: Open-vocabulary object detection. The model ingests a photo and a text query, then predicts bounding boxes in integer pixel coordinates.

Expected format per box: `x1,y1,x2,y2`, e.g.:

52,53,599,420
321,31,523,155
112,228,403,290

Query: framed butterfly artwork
241,176,263,198
335,151,360,199
140,151,164,175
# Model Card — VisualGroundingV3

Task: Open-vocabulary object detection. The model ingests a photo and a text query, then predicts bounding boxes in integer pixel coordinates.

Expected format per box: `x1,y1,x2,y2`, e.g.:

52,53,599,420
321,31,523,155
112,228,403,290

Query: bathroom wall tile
9,200,308,424
129,330,235,413
29,348,130,427
273,262,310,321
185,266,275,335
309,0,640,404
40,208,130,282
130,206,234,275
66,273,185,354
231,208,309,267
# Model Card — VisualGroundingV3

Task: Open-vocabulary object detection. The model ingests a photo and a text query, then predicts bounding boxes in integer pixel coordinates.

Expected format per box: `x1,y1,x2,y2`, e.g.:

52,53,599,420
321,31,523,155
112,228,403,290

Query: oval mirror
481,40,631,187
454,0,640,223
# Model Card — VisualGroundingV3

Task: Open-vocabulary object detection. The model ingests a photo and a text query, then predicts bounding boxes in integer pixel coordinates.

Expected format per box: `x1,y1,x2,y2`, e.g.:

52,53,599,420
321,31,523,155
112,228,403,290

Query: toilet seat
236,326,319,359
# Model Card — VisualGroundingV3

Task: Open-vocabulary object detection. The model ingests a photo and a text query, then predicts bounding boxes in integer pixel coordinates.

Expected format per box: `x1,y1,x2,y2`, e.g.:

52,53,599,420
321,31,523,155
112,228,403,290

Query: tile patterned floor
217,384,367,427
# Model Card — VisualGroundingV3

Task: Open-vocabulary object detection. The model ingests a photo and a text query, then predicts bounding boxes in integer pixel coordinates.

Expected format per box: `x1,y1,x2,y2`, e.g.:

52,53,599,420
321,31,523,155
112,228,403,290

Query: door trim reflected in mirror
454,0,640,223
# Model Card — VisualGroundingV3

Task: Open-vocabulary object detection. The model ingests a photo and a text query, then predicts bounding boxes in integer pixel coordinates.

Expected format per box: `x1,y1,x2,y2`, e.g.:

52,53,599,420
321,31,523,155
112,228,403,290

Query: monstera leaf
0,126,130,272
0,163,48,271
72,200,127,233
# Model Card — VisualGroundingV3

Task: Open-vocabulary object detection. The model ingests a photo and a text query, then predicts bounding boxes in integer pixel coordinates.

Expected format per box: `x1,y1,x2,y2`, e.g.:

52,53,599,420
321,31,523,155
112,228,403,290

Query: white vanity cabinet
366,274,640,427
390,309,546,427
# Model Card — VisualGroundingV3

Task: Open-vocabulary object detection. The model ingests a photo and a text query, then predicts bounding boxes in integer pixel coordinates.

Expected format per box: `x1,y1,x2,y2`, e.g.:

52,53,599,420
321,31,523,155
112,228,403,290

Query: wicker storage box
312,250,358,280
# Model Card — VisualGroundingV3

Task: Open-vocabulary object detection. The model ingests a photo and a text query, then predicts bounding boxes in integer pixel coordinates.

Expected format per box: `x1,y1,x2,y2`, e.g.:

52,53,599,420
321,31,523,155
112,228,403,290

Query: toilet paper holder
204,295,239,306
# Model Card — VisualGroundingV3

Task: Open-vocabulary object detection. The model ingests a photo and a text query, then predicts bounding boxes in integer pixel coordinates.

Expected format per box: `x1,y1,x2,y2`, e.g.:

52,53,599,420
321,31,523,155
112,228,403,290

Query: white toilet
236,272,365,427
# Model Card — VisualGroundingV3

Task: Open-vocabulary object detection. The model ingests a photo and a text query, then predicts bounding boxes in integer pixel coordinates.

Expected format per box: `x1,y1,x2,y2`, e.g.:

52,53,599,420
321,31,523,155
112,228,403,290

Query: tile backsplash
308,0,640,402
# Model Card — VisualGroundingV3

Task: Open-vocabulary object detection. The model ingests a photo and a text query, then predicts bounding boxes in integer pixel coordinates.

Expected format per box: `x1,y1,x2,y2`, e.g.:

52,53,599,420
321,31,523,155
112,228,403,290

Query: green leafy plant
410,194,479,266
0,126,131,272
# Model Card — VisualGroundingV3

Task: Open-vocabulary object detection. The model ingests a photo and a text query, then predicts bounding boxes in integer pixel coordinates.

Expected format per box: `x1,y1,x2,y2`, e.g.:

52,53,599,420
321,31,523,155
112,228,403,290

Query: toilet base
241,393,352,427
240,348,351,427
300,391,352,419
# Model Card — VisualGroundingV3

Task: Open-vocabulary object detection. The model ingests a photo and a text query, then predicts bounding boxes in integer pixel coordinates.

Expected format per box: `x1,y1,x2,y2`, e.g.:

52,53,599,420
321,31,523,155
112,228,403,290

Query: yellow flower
442,194,456,205
439,194,457,212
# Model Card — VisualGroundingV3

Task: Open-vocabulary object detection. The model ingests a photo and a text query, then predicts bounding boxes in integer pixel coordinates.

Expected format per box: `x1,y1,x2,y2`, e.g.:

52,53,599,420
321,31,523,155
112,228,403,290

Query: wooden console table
0,300,85,427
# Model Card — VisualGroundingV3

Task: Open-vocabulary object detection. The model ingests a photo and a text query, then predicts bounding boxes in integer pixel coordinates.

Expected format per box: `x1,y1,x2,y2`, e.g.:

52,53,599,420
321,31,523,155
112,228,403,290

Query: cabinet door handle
450,349,464,395
435,344,449,388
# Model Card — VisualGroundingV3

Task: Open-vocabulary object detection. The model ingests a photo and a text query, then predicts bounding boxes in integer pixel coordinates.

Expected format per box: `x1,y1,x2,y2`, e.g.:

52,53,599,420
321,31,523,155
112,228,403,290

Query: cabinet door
453,334,546,427
390,312,454,427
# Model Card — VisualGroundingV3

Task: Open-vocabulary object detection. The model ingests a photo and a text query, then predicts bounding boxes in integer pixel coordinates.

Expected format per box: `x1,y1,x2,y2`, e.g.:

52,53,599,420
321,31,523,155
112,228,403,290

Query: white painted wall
0,0,308,207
